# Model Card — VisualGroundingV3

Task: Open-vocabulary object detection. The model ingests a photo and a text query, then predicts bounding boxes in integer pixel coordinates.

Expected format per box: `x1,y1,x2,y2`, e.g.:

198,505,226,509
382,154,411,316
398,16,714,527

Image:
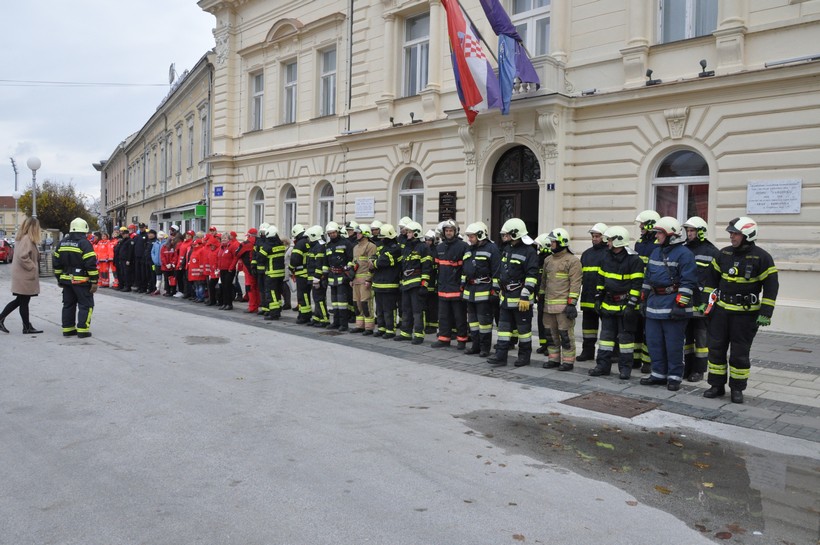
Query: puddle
460,410,819,545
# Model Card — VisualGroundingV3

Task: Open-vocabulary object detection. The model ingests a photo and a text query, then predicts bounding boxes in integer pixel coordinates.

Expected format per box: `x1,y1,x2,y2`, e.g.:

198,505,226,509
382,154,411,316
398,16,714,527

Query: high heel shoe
0,318,8,334
22,324,43,334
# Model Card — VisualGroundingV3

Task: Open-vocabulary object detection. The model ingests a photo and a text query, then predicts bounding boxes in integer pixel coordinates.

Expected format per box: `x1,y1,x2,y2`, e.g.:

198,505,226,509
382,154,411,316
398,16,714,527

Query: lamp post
26,156,41,219
9,157,19,234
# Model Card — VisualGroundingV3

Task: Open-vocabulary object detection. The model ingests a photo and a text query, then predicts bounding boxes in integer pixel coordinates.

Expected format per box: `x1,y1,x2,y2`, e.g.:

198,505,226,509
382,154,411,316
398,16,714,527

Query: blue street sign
214,186,224,197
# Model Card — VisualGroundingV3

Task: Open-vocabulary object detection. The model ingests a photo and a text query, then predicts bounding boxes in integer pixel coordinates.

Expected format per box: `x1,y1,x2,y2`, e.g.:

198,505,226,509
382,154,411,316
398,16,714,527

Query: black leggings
0,294,31,325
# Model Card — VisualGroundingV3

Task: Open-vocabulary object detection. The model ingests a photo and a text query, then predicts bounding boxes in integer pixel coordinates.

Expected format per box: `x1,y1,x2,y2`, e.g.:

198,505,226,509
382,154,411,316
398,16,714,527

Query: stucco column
420,0,443,119
549,0,569,64
376,13,397,127
714,0,747,75
620,0,650,88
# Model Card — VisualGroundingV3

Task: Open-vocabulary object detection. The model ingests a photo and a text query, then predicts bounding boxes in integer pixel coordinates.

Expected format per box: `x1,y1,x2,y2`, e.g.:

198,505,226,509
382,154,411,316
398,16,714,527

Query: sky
0,0,216,202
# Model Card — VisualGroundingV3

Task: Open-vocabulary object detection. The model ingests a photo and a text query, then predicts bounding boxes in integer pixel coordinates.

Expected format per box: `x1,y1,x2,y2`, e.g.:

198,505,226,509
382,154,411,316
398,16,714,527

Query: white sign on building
355,197,375,219
746,179,802,215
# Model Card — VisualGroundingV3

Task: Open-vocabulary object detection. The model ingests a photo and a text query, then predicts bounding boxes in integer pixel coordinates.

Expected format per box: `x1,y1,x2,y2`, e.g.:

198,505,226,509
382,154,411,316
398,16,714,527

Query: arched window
252,188,265,228
283,185,297,236
399,170,424,224
318,183,334,227
493,146,541,185
653,150,709,221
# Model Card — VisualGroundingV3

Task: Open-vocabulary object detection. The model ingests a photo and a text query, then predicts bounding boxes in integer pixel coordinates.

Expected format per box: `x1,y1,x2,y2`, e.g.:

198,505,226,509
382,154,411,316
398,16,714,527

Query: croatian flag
479,0,541,115
442,0,501,124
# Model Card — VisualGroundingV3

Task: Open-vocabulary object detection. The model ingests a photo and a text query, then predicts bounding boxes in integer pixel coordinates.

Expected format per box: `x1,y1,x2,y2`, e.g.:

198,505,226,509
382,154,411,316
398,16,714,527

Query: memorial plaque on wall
746,179,802,214
438,191,457,221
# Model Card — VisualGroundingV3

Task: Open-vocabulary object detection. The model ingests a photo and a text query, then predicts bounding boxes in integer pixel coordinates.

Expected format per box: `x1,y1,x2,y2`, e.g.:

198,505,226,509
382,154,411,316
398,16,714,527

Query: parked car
0,239,13,263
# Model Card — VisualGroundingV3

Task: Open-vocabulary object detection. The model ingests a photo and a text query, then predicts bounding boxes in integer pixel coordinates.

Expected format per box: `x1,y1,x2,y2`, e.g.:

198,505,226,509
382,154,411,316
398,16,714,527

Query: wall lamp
581,88,597,96
698,59,715,77
645,68,662,86
409,112,422,124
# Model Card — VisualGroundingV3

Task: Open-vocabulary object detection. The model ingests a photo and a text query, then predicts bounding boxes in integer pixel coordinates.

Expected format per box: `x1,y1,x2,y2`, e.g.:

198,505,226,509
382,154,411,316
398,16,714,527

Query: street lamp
26,156,41,219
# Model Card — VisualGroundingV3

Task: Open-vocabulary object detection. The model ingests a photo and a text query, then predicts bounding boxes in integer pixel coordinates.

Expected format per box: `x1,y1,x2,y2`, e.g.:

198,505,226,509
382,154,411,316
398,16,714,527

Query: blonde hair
19,216,41,244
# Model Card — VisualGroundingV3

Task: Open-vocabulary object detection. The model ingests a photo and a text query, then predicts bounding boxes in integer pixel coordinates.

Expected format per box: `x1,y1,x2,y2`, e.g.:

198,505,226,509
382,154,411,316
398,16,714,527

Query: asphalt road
0,267,817,545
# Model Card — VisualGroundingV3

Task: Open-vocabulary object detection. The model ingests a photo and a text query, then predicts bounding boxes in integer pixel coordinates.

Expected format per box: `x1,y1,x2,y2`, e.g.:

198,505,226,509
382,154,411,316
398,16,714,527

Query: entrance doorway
491,146,541,238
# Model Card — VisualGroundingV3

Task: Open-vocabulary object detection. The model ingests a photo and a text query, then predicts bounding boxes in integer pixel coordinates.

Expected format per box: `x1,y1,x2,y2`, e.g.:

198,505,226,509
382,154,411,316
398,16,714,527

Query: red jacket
177,238,193,268
160,243,178,272
187,242,206,281
204,243,220,279
217,240,239,271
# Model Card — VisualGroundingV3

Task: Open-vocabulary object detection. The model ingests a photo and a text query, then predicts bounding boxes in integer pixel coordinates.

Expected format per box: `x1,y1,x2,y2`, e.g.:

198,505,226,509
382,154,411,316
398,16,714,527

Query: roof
0,196,17,208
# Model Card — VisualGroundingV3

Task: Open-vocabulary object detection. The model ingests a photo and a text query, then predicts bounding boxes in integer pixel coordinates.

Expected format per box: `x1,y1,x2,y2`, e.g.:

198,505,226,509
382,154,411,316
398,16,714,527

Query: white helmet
653,216,684,243
424,229,438,241
604,226,630,248
464,222,488,241
398,216,413,229
70,217,89,233
439,219,459,237
726,216,758,242
258,222,270,237
534,233,551,249
589,222,608,235
359,224,372,238
500,218,527,240
325,221,340,234
380,223,397,239
370,219,383,230
306,225,324,242
683,216,708,241
405,221,423,238
345,220,360,232
547,227,570,248
635,210,661,228
266,225,279,238
291,224,305,238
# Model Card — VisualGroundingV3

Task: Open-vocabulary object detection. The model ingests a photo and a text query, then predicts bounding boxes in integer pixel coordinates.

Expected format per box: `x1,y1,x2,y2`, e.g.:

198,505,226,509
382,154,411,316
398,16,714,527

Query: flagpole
455,0,499,65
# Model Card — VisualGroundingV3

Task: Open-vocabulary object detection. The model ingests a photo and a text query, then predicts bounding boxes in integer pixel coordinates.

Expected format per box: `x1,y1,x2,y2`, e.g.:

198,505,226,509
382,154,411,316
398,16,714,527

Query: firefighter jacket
400,237,432,291
260,235,286,278
684,238,720,306
498,241,540,310
289,235,311,279
352,237,378,285
426,242,438,294
254,236,273,276
461,239,501,303
579,242,608,310
324,236,354,286
595,248,644,315
535,246,551,296
434,237,470,298
187,241,206,281
53,233,99,286
705,242,779,318
634,232,657,265
540,247,583,313
160,242,178,272
307,240,326,282
642,243,698,320
372,239,402,293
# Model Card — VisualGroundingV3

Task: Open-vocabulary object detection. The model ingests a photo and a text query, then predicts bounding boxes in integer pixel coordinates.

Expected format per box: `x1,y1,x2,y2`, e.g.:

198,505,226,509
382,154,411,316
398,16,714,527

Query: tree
17,179,99,233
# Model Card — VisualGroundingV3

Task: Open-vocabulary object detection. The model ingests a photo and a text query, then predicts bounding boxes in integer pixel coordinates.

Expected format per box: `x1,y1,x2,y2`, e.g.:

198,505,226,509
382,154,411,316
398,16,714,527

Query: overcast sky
1,0,216,202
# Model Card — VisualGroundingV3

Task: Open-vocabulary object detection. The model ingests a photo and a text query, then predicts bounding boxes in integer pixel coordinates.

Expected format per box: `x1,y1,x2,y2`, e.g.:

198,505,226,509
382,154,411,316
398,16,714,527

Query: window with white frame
251,72,264,131
399,170,424,224
403,13,430,97
187,121,194,169
283,185,297,236
318,183,334,227
511,0,550,57
200,108,209,160
252,188,265,228
284,61,298,124
653,149,709,221
319,48,337,117
659,0,717,43
176,126,183,174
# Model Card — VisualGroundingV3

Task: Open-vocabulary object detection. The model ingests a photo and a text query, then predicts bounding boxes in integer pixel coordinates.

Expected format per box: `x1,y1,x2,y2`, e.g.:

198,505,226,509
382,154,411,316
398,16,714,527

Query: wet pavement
461,410,819,545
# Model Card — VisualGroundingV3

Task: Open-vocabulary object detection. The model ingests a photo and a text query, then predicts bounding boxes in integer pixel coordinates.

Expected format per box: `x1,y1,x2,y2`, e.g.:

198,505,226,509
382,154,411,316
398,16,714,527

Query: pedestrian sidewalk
100,287,820,443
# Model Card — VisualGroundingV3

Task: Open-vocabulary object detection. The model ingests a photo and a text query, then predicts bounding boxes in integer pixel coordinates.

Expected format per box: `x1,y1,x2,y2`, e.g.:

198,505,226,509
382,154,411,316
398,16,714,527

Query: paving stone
775,413,820,431
759,391,820,409
759,382,820,398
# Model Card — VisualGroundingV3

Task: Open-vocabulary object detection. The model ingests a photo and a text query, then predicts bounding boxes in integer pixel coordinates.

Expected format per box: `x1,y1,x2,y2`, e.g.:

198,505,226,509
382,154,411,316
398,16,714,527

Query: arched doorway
491,145,540,238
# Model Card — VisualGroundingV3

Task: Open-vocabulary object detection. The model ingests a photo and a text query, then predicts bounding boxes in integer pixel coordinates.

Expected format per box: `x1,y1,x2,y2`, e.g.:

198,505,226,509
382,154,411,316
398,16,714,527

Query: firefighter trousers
375,291,399,335
62,284,95,334
684,316,709,378
437,298,469,343
707,308,758,391
400,287,426,339
645,317,687,383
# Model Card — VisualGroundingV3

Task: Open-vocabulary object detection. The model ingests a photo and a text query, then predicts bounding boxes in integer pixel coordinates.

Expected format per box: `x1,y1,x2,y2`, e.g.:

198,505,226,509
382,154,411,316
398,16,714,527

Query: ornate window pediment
266,19,304,44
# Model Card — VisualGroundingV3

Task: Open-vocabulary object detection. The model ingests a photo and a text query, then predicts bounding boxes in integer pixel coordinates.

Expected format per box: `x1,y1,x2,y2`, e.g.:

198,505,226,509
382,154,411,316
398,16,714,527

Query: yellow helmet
380,223,397,239
291,224,305,238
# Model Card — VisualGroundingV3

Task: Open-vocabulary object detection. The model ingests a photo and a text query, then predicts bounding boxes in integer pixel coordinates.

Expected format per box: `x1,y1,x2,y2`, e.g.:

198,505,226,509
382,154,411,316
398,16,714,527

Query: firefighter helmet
398,216,413,229
683,216,708,241
604,226,630,248
653,216,684,243
325,221,340,234
306,225,324,242
70,217,89,233
406,221,423,238
424,229,438,241
547,228,570,248
345,220,360,232
500,218,527,240
464,222,488,241
360,224,372,238
726,216,758,242
258,222,270,237
266,225,279,238
380,223,397,239
370,219,383,230
439,219,459,237
291,224,305,238
534,233,551,248
635,210,661,228
589,222,609,235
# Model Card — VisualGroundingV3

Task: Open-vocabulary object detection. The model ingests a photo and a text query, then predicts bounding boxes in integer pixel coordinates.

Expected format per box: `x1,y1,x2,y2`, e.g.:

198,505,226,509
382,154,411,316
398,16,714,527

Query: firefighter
577,223,609,361
349,224,378,334
372,223,402,338
53,218,99,338
682,216,720,382
260,225,286,320
588,226,645,379
344,221,360,321
638,217,698,391
423,230,439,334
289,224,313,323
306,225,330,327
703,217,778,404
487,218,539,368
324,221,354,330
540,228,583,371
461,222,501,357
533,233,552,355
396,221,432,344
369,220,384,246
430,220,470,349
253,223,271,315
633,209,660,373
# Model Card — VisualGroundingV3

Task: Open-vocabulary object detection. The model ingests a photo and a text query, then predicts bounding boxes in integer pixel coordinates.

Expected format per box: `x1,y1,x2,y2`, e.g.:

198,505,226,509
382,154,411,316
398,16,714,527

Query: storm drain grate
561,391,659,418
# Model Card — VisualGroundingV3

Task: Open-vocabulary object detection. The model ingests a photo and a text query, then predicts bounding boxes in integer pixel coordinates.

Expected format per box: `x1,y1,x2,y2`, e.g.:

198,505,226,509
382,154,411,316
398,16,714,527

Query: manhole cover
183,335,230,345
560,391,658,418
320,331,345,336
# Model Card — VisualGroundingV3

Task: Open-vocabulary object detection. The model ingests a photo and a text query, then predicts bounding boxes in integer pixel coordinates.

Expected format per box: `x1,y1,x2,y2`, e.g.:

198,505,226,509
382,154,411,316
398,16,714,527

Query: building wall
191,0,820,333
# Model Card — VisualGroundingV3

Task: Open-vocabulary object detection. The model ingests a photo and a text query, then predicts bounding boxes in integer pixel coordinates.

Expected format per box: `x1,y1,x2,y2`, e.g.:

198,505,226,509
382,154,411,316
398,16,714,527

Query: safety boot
730,390,743,404
703,385,726,398
487,351,508,367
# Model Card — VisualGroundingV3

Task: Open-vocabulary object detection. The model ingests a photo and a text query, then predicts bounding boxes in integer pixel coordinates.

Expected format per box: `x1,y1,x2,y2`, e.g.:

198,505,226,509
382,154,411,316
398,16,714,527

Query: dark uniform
462,239,501,357
396,237,432,343
260,233,286,320
53,232,99,337
308,240,329,326
633,230,657,371
578,239,608,360
324,235,354,330
290,233,313,322
372,237,402,338
433,236,471,347
683,236,720,379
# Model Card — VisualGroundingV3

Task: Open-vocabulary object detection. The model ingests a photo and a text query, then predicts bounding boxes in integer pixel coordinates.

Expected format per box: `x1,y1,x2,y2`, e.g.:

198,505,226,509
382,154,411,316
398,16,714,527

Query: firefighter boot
464,332,481,355
576,338,596,362
487,347,508,367
479,333,492,358
513,344,532,367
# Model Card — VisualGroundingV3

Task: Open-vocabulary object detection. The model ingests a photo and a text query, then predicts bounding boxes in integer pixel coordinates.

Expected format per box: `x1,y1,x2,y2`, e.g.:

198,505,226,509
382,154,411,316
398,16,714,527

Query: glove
90,284,98,294
675,293,690,307
670,305,688,320
594,292,603,313
563,304,578,320
695,303,706,313
518,298,531,312
622,306,639,332
756,315,771,327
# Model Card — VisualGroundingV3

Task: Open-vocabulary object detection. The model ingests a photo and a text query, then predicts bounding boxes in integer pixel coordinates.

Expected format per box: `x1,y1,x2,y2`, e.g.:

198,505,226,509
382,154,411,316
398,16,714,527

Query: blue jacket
642,243,697,320
151,239,163,267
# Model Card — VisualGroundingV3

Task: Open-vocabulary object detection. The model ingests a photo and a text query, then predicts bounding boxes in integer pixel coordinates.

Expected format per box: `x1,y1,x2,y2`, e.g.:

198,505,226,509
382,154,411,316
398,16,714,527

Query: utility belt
330,267,346,274
403,268,419,277
720,292,758,307
607,292,629,302
503,281,522,292
652,284,679,295
468,276,491,285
